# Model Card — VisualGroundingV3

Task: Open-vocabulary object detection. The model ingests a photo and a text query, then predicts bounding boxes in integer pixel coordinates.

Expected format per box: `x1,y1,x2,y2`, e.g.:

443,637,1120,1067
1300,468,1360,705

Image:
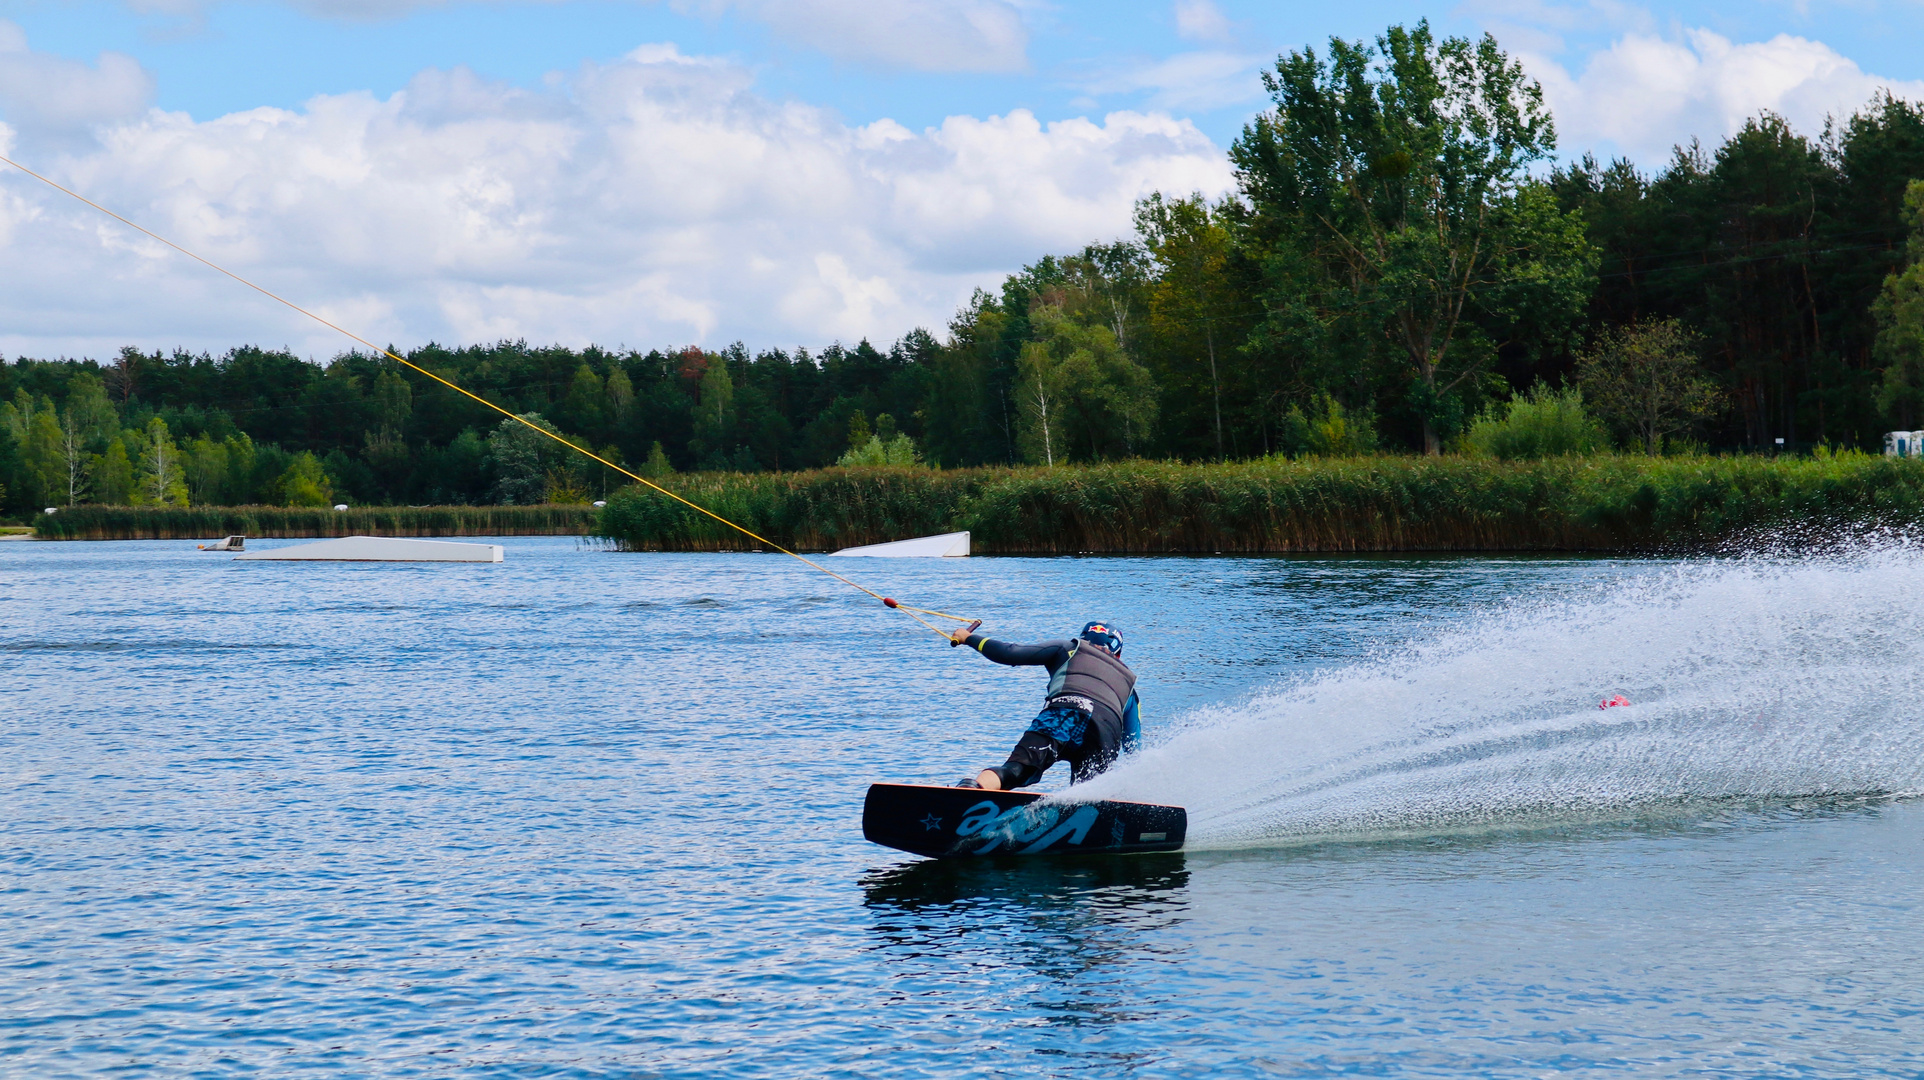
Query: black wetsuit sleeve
962,635,1073,670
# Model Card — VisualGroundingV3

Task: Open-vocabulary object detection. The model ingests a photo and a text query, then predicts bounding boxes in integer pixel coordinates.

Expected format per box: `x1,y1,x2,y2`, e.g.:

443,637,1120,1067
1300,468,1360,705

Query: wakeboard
863,783,1186,859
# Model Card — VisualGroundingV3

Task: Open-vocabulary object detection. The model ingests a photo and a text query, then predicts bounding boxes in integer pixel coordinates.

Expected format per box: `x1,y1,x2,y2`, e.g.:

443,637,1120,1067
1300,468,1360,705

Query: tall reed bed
595,454,1924,553
43,455,1924,548
32,505,599,540
593,469,986,551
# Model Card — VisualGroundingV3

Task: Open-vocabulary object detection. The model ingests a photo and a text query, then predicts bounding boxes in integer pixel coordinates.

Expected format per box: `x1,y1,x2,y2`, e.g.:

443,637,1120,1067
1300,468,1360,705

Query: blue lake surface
4,537,1924,1077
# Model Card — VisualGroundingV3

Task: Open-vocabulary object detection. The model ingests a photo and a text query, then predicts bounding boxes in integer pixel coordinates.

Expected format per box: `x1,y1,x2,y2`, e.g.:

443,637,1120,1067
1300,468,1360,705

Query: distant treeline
3,20,1924,522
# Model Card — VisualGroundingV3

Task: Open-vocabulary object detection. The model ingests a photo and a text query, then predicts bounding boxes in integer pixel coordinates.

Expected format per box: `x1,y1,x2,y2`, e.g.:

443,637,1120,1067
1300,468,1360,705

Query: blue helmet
1080,621,1123,656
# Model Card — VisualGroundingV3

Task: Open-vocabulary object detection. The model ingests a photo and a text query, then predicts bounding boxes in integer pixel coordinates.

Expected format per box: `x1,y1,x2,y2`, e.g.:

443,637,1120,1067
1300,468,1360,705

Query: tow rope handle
950,619,982,646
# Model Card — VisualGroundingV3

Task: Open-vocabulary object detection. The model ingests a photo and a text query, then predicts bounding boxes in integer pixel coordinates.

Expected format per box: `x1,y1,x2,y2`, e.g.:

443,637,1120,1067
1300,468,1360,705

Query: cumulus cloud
0,38,1232,359
1524,27,1924,164
0,20,156,142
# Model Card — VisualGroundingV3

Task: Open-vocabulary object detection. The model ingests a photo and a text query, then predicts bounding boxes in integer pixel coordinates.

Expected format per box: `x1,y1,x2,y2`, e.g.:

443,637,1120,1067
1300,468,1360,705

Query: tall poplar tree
1232,20,1595,452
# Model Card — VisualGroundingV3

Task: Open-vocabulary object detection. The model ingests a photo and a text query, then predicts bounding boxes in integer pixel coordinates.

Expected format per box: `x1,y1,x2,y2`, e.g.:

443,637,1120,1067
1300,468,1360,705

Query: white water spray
1074,544,1924,848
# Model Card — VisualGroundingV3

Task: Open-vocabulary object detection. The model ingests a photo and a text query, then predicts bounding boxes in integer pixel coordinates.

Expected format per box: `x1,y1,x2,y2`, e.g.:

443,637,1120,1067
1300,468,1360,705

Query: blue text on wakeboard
954,799,1102,854
861,783,1186,859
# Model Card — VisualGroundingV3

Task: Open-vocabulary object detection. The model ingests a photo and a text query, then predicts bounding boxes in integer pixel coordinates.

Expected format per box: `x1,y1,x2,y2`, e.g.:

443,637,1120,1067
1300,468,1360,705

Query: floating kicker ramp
233,536,504,562
829,531,969,558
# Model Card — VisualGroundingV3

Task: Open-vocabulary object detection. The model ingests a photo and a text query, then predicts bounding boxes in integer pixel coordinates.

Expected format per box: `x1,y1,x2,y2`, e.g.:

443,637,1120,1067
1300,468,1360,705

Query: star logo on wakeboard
920,813,944,832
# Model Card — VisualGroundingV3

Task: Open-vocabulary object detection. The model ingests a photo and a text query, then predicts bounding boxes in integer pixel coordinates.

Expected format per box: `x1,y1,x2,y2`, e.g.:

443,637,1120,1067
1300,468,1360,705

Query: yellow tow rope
0,153,980,643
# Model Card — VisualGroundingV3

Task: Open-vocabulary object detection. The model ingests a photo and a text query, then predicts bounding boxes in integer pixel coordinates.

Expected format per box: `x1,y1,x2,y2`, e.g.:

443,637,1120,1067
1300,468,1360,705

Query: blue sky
2,0,1922,358
14,1,1924,156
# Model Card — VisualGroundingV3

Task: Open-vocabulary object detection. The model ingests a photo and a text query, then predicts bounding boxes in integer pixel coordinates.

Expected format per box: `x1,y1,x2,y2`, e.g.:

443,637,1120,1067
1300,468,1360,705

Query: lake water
5,538,1924,1077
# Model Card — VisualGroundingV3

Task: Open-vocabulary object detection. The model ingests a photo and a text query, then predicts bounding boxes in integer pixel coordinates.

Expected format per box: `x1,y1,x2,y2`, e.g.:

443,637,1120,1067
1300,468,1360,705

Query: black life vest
1045,638,1137,720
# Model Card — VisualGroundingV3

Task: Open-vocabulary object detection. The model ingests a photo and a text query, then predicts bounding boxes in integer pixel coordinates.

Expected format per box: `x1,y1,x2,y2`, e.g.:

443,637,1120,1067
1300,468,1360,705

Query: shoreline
27,453,1924,552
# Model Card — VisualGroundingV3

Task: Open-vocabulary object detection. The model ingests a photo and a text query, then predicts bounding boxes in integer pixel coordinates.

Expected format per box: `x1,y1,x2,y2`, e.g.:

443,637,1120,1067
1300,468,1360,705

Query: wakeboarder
949,621,1141,790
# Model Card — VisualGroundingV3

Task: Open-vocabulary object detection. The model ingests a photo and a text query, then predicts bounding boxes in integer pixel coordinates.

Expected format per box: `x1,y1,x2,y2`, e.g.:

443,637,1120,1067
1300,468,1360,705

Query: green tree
55,411,92,505
488,413,561,504
1577,319,1721,454
1838,97,1924,437
1279,394,1379,456
371,367,412,438
641,440,674,479
545,468,591,504
277,451,334,507
1875,180,1924,426
223,434,260,504
837,434,923,467
64,373,119,442
20,408,64,508
605,366,635,420
837,415,925,467
560,363,605,434
55,373,116,505
0,393,27,445
1015,305,1157,464
419,429,486,504
693,359,736,468
590,444,626,498
185,437,230,506
1232,20,1596,453
362,428,410,499
1,393,53,506
1137,193,1239,458
133,417,189,506
1547,155,1663,328
922,291,1015,467
1461,384,1609,459
1696,118,1837,446
1550,99,1924,450
91,438,135,505
1016,343,1065,466
1055,242,1152,352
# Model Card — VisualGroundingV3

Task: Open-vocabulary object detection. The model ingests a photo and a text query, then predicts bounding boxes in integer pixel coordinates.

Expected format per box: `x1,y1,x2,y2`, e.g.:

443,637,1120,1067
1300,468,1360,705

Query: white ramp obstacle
829,531,969,558
234,536,504,562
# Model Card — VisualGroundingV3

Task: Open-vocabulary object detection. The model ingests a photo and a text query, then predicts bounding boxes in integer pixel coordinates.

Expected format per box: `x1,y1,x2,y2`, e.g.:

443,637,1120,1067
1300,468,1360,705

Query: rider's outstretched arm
959,634,1072,669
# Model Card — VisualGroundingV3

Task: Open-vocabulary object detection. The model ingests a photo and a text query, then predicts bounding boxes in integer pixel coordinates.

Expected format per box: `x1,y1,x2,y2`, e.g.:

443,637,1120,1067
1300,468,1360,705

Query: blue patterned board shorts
1026,703,1092,748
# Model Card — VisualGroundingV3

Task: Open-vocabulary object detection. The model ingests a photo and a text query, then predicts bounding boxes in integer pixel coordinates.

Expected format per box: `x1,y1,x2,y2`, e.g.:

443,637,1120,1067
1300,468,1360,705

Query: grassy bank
595,454,1924,553
31,504,599,541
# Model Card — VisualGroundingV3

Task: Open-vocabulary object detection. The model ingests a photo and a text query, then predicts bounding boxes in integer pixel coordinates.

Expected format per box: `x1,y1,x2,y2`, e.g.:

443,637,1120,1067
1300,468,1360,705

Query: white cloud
688,0,1031,73
1461,0,1655,53
1084,49,1267,112
248,0,1032,73
0,37,1232,359
1522,26,1924,164
1173,0,1232,44
0,20,156,142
